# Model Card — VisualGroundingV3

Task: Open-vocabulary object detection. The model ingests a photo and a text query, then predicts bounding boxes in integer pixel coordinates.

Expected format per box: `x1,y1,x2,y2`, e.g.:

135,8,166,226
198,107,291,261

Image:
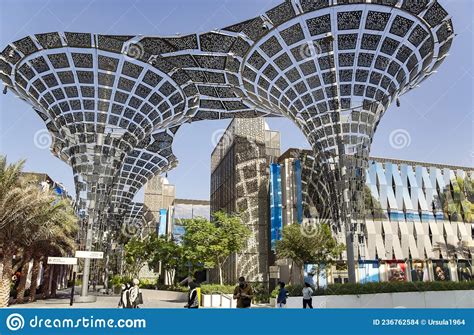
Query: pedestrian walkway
9,289,186,309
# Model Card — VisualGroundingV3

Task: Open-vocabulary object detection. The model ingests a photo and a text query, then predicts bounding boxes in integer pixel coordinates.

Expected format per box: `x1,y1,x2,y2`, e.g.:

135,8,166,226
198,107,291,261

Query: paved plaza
9,289,186,309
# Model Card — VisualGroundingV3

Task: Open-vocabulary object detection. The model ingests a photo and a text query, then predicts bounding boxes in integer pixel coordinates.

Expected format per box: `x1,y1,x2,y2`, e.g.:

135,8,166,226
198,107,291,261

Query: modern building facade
143,176,210,238
210,118,280,284
144,175,176,235
22,172,70,198
271,149,473,284
171,199,211,241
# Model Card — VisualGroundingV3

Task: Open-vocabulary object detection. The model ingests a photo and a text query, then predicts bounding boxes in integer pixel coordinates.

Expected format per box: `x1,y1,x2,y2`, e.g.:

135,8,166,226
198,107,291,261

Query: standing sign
75,251,104,259
47,257,77,265
269,265,280,279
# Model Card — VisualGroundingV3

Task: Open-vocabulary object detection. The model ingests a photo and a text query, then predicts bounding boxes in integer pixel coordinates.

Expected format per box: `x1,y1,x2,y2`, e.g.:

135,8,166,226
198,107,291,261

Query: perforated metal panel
0,0,453,239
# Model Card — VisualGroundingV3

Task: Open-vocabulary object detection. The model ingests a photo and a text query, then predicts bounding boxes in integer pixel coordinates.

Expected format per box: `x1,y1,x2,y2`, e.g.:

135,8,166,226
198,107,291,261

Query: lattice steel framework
1,0,453,286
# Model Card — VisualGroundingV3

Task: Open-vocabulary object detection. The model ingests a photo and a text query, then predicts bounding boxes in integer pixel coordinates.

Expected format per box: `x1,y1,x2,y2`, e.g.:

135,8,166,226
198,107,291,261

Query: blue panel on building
406,211,420,221
294,160,303,224
389,211,405,221
421,212,434,221
435,213,444,220
269,163,283,251
158,209,167,236
54,185,63,196
357,260,380,283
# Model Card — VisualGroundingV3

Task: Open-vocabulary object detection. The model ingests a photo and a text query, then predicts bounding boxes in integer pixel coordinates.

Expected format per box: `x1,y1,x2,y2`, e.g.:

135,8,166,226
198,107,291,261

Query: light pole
77,199,97,302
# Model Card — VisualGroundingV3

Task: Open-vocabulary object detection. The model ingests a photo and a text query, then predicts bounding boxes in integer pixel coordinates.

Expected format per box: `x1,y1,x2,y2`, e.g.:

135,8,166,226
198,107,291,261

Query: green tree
124,237,149,278
275,223,344,288
183,211,251,285
147,234,184,285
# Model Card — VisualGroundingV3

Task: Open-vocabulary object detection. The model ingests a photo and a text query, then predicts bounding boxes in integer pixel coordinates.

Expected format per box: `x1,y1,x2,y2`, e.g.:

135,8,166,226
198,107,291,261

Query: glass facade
171,200,210,242
274,149,473,283
357,261,380,284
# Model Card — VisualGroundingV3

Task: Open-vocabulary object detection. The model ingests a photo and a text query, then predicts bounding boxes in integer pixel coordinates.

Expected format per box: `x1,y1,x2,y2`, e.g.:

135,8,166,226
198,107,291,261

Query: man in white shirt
302,282,313,309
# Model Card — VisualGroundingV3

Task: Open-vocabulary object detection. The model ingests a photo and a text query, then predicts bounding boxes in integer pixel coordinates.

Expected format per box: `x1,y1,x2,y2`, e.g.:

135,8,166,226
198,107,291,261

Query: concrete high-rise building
143,176,210,238
144,175,176,235
210,118,280,284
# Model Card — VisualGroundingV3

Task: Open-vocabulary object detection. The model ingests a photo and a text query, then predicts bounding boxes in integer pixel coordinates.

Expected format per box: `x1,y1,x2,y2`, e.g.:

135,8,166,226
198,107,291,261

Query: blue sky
0,0,472,201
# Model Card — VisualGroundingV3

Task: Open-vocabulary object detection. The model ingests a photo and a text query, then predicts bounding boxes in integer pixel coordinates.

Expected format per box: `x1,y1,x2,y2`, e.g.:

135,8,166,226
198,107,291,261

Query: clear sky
0,0,472,201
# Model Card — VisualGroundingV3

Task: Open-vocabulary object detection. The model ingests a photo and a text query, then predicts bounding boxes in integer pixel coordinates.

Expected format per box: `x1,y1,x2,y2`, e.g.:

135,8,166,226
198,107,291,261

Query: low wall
277,290,474,308
141,289,187,302
202,294,236,308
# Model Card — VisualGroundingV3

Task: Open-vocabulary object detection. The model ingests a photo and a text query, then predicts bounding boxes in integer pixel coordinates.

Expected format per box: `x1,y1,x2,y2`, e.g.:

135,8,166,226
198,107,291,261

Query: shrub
198,282,270,303
154,283,189,292
252,282,270,303
110,275,132,289
139,278,156,289
199,284,235,295
273,281,474,297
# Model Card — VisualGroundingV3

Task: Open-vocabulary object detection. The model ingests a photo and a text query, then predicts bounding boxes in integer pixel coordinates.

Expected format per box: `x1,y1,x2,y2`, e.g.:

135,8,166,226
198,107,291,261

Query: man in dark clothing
233,276,253,308
276,281,288,308
185,281,199,308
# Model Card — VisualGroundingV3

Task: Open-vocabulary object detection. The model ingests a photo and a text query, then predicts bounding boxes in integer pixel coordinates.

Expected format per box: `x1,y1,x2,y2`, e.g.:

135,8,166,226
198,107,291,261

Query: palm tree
27,248,43,303
39,206,78,299
15,248,34,304
16,201,78,303
1,190,61,306
0,156,78,306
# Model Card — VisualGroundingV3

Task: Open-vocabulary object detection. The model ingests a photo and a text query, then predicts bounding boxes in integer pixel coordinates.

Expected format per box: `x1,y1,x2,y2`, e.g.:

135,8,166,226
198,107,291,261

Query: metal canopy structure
0,0,453,291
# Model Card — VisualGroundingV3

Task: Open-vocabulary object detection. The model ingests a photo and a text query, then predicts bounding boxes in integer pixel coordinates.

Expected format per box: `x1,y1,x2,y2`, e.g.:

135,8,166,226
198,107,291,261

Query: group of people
130,275,317,309
277,282,314,309
185,276,317,309
118,278,143,308
184,276,254,309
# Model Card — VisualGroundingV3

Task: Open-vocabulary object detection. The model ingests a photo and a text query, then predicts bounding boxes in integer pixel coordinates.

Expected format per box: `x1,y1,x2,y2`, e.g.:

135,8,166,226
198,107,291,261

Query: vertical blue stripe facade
294,159,303,224
158,209,167,236
269,163,283,251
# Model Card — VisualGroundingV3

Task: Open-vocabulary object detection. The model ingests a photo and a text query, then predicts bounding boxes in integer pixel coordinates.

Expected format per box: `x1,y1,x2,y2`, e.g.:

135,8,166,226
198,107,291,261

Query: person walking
302,282,313,309
276,282,288,308
118,283,132,308
233,276,253,308
184,282,199,308
129,279,142,308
